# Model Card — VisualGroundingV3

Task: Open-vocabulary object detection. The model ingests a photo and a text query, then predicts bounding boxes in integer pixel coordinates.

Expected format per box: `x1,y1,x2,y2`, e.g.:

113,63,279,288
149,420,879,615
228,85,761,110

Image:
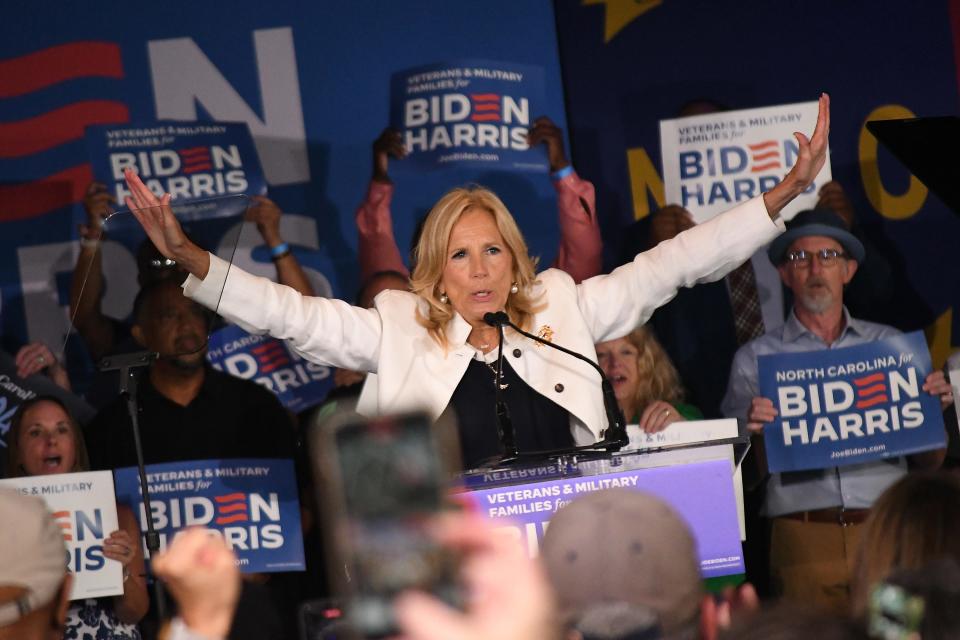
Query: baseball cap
540,489,702,635
767,208,866,265
0,489,67,626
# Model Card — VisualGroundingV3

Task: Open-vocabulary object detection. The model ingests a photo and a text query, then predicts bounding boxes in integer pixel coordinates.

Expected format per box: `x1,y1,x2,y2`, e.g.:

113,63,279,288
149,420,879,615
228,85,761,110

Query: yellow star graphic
583,0,662,43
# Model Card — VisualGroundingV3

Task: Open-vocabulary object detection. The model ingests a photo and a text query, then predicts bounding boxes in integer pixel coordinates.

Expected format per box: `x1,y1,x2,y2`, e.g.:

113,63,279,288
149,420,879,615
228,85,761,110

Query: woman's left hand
783,93,830,191
763,93,830,217
103,529,137,568
638,400,685,433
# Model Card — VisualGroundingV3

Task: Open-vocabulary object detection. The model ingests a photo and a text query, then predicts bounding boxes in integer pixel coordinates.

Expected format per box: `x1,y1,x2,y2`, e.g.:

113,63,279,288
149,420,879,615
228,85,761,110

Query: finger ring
36,355,44,364
662,409,670,416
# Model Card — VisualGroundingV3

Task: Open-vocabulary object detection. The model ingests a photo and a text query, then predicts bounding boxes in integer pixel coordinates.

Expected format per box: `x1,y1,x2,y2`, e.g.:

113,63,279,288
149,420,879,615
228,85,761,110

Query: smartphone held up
310,411,464,638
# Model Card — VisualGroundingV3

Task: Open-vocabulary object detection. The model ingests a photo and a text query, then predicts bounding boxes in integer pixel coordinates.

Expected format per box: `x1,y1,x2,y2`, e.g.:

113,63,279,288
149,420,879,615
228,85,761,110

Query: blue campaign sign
206,324,333,413
114,458,305,573
85,122,265,226
390,60,548,173
758,331,946,473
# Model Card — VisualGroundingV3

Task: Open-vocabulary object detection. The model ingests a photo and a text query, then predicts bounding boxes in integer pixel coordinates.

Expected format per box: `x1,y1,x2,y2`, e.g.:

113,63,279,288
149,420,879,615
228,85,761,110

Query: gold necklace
481,357,509,390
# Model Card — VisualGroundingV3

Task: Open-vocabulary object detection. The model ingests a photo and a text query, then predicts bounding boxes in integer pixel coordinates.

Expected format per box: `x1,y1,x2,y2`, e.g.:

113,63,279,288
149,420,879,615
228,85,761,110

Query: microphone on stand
483,314,519,463
482,312,629,452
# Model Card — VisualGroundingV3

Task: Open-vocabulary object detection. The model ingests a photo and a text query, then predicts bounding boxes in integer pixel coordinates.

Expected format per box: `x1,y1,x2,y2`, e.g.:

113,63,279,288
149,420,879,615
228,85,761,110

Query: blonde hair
850,472,960,617
410,186,542,348
623,327,685,412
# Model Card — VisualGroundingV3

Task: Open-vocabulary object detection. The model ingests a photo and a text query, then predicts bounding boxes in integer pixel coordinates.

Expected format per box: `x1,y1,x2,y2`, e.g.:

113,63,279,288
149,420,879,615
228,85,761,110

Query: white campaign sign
0,471,123,600
660,101,831,223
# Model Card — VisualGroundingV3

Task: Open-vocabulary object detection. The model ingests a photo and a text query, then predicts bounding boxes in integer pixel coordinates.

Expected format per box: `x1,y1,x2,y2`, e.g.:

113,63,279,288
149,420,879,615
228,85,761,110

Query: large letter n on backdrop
148,27,309,186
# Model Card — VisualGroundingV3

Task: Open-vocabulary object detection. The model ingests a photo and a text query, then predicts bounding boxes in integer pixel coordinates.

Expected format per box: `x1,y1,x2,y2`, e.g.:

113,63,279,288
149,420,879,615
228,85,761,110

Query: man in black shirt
84,279,295,470
83,279,298,640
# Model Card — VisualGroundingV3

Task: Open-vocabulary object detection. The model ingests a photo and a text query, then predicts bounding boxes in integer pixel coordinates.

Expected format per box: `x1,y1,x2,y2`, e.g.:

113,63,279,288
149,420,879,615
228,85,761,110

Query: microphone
483,312,628,451
482,312,518,462
482,311,510,327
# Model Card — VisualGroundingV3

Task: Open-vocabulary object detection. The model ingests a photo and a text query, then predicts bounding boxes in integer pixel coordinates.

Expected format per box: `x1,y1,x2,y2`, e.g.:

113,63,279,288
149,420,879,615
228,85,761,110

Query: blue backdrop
555,0,960,365
0,2,569,371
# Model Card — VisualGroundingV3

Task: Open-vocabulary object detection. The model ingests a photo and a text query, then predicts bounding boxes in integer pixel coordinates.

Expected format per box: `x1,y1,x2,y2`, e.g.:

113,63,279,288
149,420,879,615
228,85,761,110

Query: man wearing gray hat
0,489,72,640
720,208,953,614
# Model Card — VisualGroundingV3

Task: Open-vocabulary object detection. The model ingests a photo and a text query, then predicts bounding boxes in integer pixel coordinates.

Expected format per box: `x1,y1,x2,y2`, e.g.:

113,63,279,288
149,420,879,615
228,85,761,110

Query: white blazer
184,195,783,445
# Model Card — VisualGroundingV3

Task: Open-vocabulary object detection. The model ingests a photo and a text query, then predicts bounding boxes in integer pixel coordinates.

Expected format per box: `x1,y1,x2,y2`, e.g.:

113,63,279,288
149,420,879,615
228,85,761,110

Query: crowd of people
2,93,960,640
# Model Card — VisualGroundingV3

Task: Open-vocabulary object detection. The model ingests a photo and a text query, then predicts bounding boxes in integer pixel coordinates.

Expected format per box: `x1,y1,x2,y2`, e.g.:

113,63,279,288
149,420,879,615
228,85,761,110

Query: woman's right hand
123,169,210,279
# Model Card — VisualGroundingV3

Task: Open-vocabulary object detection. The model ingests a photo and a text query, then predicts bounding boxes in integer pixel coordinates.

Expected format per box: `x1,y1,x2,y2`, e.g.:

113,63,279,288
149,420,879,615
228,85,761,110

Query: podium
457,419,747,579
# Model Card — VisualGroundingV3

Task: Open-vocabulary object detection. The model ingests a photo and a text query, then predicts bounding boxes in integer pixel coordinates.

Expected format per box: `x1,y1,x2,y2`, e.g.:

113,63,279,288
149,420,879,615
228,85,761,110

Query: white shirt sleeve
182,254,384,372
576,195,785,343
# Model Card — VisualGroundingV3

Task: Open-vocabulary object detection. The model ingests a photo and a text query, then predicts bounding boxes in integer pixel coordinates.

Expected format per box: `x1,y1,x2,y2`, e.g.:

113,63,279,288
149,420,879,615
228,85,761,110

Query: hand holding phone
394,513,561,640
313,412,462,638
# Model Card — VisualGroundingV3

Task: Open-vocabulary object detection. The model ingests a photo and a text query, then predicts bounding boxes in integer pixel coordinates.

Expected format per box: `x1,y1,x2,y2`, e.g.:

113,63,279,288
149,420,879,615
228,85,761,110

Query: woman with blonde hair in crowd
6,395,149,639
849,471,960,618
596,326,702,433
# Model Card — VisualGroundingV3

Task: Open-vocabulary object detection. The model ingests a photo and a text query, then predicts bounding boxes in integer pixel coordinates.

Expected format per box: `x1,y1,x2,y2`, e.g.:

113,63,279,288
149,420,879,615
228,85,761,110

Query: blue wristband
270,242,290,257
550,165,574,181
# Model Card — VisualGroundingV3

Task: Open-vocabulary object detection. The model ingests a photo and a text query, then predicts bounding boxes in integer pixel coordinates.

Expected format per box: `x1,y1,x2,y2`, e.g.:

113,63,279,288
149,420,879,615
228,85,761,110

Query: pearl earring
510,282,519,294
439,292,449,304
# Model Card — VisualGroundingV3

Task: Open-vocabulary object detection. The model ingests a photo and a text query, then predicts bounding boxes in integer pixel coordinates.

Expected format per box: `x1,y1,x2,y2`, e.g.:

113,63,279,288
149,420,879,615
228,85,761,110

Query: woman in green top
595,327,702,432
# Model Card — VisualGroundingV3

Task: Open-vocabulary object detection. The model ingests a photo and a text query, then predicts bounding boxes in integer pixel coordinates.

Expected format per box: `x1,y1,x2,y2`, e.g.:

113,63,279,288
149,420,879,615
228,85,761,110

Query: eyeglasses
785,248,847,268
149,258,177,269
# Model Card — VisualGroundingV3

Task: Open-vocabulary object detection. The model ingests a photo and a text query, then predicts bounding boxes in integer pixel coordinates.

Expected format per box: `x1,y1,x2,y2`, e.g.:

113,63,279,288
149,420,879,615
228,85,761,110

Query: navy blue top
451,357,573,470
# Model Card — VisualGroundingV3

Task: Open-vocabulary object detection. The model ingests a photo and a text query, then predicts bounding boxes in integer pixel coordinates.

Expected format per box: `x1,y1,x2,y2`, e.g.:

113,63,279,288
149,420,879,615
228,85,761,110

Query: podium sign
460,458,744,578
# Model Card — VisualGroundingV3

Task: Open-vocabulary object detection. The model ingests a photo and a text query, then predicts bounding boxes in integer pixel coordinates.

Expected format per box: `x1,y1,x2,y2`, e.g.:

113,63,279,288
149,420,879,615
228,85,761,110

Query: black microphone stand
491,321,519,463
482,312,629,461
98,350,165,621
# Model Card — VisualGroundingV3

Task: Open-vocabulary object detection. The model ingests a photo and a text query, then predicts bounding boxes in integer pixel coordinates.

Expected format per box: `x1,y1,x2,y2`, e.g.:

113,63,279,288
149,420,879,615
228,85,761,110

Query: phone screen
299,599,357,640
322,413,461,637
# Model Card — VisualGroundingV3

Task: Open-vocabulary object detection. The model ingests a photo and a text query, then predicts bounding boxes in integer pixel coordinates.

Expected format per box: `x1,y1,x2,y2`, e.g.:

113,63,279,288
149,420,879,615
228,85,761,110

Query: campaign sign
206,324,332,413
113,458,305,573
0,471,122,600
660,101,831,223
758,331,946,473
390,60,547,172
85,121,266,226
460,459,744,578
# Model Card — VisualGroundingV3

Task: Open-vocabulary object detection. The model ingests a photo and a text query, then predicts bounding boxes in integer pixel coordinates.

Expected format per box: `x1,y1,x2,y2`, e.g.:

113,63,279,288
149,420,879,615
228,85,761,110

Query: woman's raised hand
786,92,830,190
762,93,830,218
123,169,210,278
124,168,185,259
